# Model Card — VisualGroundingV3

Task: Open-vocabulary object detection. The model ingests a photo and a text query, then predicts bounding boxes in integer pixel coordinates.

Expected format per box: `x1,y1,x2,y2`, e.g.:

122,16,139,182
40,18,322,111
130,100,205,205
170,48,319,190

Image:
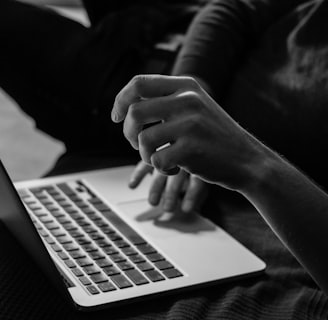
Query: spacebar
102,210,146,245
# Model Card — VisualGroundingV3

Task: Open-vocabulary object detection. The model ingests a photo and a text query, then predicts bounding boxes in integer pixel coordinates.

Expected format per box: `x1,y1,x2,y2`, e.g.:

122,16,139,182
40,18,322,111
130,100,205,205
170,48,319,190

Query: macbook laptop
0,160,265,311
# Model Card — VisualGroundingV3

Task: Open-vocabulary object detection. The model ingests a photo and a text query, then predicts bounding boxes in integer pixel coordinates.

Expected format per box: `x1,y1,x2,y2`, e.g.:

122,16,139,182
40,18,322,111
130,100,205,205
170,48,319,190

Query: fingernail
149,193,158,206
128,179,136,188
182,200,193,213
164,200,175,212
111,111,118,122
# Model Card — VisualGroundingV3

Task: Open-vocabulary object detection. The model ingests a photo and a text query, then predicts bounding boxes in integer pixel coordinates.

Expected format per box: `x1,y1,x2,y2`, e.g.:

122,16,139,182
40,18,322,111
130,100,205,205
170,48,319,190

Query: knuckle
123,123,132,141
138,130,149,147
181,90,203,111
132,74,147,92
183,76,201,90
151,153,164,172
128,103,141,121
183,114,201,132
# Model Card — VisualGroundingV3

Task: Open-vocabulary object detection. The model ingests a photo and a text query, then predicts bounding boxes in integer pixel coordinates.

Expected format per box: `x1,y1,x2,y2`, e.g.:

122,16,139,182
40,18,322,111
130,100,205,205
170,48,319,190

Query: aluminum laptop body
0,160,265,311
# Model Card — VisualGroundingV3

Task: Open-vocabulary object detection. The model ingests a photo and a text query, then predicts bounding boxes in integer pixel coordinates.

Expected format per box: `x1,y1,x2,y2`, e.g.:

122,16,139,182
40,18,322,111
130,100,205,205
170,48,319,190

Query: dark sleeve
172,0,308,100
81,0,134,25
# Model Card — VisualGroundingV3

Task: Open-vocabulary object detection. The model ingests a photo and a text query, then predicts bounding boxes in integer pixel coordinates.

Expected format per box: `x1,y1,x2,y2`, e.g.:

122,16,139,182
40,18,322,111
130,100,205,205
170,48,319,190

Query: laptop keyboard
18,181,183,295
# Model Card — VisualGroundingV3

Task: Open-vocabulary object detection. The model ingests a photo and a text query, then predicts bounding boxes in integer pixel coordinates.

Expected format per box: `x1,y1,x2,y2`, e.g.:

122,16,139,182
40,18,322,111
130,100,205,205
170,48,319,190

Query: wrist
237,135,282,198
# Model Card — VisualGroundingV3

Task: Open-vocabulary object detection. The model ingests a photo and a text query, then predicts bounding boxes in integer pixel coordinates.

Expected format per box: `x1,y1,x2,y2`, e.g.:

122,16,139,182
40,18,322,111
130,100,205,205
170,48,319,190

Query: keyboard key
136,244,157,255
144,270,165,282
18,189,29,198
62,243,79,251
70,213,84,220
82,226,97,234
79,276,91,286
80,207,95,215
103,247,118,255
70,250,86,259
51,244,62,252
101,210,146,245
64,208,79,214
34,211,48,217
64,260,76,268
102,226,115,234
44,236,55,245
57,200,72,207
107,233,122,241
27,204,43,211
74,201,89,208
96,258,112,268
39,229,48,237
109,254,126,263
58,252,69,260
154,260,174,270
83,265,100,275
90,233,104,241
110,274,133,289
147,253,165,262
69,230,84,238
129,255,146,264
57,183,75,196
86,213,100,221
44,204,59,212
67,195,82,202
39,199,53,206
76,220,90,227
57,236,73,244
52,195,66,201
103,266,120,276
121,247,138,256
88,251,105,260
95,239,111,248
50,229,66,237
76,238,91,245
162,268,183,279
82,243,98,252
92,203,110,212
72,267,84,277
86,285,100,295
62,223,76,231
114,240,130,248
57,217,71,224
94,220,109,228
125,269,149,286
88,198,102,205
39,216,54,224
98,282,116,292
46,223,61,231
117,261,134,271
137,262,154,272
90,273,108,284
51,210,65,218
76,257,93,267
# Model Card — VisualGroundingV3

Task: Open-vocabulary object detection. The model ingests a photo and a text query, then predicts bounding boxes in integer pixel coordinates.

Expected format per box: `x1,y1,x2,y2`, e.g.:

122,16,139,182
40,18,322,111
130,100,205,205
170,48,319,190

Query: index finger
111,75,198,123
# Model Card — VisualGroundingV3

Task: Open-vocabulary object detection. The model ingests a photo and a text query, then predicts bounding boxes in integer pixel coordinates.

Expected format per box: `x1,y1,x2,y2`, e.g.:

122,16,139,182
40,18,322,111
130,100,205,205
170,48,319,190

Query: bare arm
112,74,328,295
241,144,328,295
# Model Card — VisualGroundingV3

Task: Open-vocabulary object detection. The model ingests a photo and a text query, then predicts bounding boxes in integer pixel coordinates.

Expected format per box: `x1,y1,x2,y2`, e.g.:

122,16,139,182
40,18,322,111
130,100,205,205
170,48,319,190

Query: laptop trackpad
117,200,216,238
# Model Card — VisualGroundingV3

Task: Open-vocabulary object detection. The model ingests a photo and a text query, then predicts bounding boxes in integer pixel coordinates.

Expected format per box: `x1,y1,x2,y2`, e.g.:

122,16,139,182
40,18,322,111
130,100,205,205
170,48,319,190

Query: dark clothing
1,0,328,319
174,0,328,189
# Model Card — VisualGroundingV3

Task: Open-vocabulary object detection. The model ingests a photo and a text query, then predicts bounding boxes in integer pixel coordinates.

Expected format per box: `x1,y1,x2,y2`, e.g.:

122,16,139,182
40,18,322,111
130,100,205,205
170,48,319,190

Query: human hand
129,161,208,213
112,75,261,191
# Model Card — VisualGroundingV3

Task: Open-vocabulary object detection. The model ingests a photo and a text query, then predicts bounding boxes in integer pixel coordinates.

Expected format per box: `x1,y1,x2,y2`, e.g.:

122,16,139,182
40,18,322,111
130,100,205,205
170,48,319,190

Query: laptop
0,160,265,311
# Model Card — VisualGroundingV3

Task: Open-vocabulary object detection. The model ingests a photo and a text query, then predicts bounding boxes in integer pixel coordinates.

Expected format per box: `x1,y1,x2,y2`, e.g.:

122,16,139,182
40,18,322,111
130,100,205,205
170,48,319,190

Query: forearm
240,141,328,295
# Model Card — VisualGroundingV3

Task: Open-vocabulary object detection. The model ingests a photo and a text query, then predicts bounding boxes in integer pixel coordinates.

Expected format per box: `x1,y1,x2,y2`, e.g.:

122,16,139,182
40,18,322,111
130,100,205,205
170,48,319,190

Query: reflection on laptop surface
0,160,265,311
